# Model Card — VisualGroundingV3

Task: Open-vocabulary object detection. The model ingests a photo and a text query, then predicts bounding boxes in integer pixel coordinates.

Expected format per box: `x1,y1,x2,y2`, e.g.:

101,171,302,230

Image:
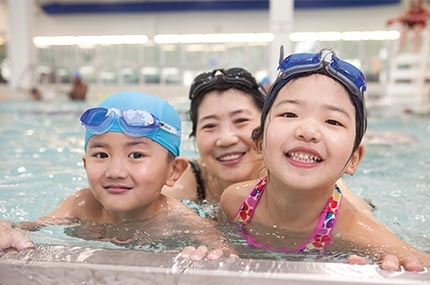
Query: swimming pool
1,95,429,284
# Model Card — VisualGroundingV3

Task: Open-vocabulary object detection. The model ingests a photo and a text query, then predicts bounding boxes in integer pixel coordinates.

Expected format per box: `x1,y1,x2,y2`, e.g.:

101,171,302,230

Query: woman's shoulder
162,159,200,200
220,178,259,220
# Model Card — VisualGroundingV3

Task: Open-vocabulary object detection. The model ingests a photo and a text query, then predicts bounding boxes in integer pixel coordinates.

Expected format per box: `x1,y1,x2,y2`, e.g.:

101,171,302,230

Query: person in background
386,0,430,53
162,67,374,219
69,72,88,101
30,87,42,101
0,91,232,261
220,47,430,271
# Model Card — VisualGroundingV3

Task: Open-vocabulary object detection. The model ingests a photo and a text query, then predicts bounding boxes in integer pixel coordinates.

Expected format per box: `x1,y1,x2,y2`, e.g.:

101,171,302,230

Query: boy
1,91,230,260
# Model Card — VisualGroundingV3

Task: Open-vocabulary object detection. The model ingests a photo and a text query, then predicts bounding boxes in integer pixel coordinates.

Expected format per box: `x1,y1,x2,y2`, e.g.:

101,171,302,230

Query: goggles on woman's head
80,107,179,137
189,67,262,100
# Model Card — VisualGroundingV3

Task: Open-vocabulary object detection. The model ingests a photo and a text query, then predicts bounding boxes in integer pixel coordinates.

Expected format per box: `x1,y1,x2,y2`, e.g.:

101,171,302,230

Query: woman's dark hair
188,67,266,138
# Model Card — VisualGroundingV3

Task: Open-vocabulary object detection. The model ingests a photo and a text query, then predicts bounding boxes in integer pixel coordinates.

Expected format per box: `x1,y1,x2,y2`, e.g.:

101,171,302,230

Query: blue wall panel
40,0,401,15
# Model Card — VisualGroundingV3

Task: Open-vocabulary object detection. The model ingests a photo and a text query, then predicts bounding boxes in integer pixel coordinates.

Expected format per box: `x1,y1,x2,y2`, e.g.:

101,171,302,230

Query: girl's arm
336,203,430,271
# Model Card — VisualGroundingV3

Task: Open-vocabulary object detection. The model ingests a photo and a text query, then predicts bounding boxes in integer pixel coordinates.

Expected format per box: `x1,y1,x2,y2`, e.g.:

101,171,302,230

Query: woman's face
195,89,263,184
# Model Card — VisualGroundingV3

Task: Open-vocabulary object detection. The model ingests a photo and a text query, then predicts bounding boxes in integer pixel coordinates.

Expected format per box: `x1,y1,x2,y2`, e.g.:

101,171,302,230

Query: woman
162,67,373,218
163,68,266,209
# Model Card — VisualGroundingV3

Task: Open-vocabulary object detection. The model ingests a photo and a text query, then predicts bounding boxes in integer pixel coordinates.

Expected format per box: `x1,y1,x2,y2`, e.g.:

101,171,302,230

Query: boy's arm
0,220,34,250
0,188,92,250
38,188,94,224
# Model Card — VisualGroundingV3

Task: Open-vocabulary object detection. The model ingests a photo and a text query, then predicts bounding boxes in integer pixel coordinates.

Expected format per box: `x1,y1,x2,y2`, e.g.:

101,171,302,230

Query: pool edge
0,245,429,284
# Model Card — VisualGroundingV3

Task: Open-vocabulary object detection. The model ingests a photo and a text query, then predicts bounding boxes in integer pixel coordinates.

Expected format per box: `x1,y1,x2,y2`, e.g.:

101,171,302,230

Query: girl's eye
282,112,297,118
326,119,342,126
129,152,144,159
95,152,108,159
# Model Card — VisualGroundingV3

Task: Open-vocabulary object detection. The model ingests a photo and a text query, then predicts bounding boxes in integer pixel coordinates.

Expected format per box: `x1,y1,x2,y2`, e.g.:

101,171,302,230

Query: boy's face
83,132,176,218
195,89,264,184
262,74,363,191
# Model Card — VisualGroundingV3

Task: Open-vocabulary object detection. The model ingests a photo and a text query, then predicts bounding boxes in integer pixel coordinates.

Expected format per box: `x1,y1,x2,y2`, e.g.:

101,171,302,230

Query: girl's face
262,74,363,191
83,132,175,219
195,89,263,184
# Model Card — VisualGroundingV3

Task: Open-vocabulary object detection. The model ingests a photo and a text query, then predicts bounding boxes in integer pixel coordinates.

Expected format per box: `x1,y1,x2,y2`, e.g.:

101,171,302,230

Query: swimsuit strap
233,176,342,253
188,160,206,201
302,184,342,252
233,176,267,224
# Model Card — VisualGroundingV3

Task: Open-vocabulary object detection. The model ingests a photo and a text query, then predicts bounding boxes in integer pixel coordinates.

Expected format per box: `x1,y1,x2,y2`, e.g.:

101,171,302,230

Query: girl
221,48,430,271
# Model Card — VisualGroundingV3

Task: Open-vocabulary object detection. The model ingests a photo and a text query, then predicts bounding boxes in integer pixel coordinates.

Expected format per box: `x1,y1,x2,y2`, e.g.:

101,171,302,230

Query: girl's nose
294,120,321,142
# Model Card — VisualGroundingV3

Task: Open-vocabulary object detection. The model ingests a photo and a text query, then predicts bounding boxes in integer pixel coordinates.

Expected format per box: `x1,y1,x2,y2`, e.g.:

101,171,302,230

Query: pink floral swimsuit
233,176,342,253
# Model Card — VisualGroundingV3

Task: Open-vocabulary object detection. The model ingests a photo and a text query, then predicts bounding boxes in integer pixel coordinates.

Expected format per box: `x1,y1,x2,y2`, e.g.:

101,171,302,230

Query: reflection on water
1,100,429,261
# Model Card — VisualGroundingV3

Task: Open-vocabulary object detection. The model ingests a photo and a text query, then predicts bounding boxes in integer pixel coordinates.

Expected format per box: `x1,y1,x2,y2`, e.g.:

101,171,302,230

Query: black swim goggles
80,107,179,136
189,67,262,100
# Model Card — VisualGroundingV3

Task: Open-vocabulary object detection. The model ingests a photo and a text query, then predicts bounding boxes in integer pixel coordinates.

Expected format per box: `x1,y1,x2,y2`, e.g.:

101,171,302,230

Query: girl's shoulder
332,198,385,243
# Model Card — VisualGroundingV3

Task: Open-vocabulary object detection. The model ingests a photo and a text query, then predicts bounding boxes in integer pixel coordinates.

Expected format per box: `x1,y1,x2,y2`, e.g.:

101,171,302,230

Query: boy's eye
95,152,108,159
129,152,144,159
326,119,342,126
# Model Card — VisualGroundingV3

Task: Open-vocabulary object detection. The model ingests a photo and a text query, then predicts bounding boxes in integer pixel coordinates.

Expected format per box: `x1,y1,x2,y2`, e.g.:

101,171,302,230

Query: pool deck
0,245,429,285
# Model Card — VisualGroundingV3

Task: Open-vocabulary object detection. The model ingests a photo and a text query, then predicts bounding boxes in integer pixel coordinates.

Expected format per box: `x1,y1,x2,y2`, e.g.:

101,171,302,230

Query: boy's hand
0,220,35,251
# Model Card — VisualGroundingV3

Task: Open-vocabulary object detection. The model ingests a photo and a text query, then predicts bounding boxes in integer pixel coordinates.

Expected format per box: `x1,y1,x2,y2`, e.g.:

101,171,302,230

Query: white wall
0,0,7,36
31,4,401,37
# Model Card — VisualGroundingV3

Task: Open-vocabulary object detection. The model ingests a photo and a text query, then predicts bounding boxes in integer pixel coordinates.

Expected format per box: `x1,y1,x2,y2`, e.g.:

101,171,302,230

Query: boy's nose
105,158,128,179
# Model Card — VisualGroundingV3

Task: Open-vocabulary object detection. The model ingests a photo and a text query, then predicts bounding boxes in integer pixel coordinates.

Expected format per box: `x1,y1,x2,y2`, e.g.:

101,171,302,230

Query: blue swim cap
83,91,181,156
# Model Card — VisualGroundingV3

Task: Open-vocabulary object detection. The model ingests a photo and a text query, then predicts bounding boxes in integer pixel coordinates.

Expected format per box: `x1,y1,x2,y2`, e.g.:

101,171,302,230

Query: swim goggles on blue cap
80,107,179,136
189,67,263,100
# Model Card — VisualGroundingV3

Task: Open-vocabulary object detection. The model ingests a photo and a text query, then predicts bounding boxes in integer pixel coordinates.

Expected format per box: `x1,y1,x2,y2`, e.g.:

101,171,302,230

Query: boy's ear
82,156,87,169
345,144,365,175
165,156,188,187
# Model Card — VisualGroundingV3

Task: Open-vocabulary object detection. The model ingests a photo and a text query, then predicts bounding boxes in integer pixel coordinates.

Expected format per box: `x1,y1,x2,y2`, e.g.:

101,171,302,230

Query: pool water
0,98,429,256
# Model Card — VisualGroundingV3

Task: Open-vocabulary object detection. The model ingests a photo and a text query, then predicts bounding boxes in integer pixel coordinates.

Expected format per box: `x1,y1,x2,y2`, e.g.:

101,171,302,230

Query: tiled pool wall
0,245,429,285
